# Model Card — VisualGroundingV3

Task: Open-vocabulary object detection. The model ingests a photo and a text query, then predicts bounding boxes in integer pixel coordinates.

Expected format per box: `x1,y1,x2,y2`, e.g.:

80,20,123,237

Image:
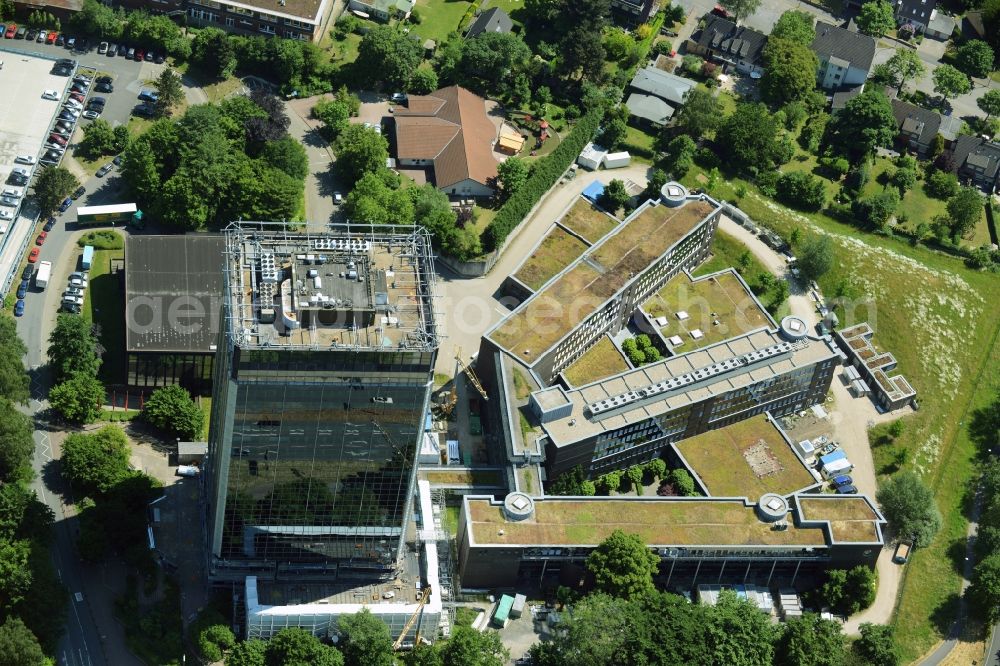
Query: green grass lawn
83,244,126,384
514,226,589,291
679,161,1000,661
198,396,212,440
563,336,629,386
622,125,657,162
324,32,363,65
413,0,472,44
692,228,768,287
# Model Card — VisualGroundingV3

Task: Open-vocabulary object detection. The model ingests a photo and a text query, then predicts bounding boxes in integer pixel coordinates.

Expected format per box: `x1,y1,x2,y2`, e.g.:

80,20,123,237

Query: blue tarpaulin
581,181,605,203
819,450,846,465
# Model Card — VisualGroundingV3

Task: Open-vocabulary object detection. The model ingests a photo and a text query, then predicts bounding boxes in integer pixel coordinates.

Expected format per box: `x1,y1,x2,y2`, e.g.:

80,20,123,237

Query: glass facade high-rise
206,224,438,581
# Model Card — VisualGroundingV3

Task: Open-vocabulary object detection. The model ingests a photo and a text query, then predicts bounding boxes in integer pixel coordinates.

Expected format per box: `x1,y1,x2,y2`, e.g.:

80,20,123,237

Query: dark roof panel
811,21,876,72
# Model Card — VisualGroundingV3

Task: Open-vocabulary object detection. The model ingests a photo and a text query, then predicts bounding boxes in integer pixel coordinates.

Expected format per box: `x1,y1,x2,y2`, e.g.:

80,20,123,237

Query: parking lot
0,51,67,186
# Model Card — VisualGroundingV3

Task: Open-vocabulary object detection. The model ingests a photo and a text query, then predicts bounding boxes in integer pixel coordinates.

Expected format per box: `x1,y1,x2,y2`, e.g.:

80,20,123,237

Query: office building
205,223,438,582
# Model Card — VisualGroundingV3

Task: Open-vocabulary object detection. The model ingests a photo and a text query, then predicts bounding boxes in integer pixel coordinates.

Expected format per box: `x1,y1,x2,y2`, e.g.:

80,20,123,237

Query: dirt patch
744,440,783,478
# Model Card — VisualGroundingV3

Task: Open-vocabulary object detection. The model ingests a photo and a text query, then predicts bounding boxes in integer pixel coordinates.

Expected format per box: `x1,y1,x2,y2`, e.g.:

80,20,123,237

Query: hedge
484,107,604,251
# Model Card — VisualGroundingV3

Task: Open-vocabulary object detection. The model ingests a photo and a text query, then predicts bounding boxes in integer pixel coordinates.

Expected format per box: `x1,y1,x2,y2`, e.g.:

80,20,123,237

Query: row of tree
0,312,68,663
46,315,106,423
70,0,189,58
965,396,1000,623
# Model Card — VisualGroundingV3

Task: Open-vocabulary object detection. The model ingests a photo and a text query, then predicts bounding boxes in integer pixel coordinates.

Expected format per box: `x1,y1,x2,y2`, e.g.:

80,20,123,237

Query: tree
675,87,722,139
80,118,117,158
409,68,438,95
891,166,916,193
429,627,508,666
496,157,529,200
0,315,28,405
358,25,422,89
0,398,35,483
459,32,532,99
0,617,46,666
925,169,959,199
946,187,984,237
646,458,667,480
142,385,204,440
644,168,668,201
771,10,815,45
586,530,659,598
671,468,696,496
979,89,1000,121
854,623,900,666
932,64,972,103
966,552,1000,624
260,137,309,181
876,471,942,548
556,0,610,82
718,103,781,169
775,171,826,211
705,590,777,666
335,124,389,184
857,0,895,36
70,0,123,39
955,39,996,78
774,613,847,666
338,609,394,666
884,49,925,95
762,38,819,105
153,68,184,117
599,179,629,212
313,98,353,141
191,28,236,79
61,426,131,495
797,235,834,282
598,117,627,150
198,623,236,662
664,134,697,178
853,189,900,227
31,166,80,216
820,566,876,615
265,627,343,666
49,372,105,425
227,639,267,666
47,315,102,384
718,0,762,22
830,89,896,155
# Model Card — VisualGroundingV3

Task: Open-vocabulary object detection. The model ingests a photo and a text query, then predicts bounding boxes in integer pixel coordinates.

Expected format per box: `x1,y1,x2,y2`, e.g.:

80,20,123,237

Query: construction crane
456,349,488,402
438,347,487,417
392,586,432,650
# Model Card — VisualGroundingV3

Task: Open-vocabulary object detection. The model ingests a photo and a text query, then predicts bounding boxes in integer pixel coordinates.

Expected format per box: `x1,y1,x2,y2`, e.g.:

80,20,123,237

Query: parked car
36,30,47,42
390,92,407,103
35,232,47,245
43,217,55,231
58,110,79,121
26,29,38,41
107,42,117,56
0,210,13,221
16,283,27,299
0,196,18,207
98,41,108,54
144,50,153,61
21,266,33,280
113,154,123,166
835,484,857,495
893,540,912,564
71,186,86,199
14,155,36,165
133,104,155,118
55,33,64,46
138,89,159,102
135,48,144,61
65,35,76,47
28,248,40,262
126,47,134,59
96,79,113,93
117,44,126,56
334,192,343,205
44,149,63,161
88,96,106,108
13,300,24,317
47,31,58,44
73,73,91,82
2,188,21,199
4,24,15,39
154,53,164,64
69,92,85,104
831,474,853,487
11,167,30,180
16,26,27,39
58,197,72,212
82,110,99,120
96,163,113,177
48,134,68,146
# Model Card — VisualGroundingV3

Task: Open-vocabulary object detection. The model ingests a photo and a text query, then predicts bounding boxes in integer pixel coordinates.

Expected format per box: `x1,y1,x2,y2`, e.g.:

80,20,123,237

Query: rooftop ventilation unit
259,251,279,283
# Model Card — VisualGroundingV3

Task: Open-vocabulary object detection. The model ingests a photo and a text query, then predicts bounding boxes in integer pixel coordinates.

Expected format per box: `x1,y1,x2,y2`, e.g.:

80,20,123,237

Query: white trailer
35,261,52,289
603,151,632,169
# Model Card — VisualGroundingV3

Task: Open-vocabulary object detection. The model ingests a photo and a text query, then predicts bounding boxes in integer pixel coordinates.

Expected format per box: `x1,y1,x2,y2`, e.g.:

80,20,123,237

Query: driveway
285,96,340,231
673,0,839,36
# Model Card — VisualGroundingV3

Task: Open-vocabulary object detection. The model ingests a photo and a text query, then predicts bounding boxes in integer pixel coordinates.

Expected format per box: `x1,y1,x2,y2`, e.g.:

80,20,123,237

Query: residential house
890,99,941,156
625,93,674,128
183,0,337,41
628,65,696,106
393,85,499,197
811,22,876,90
347,0,413,21
686,14,768,76
465,7,513,38
610,0,657,27
951,135,1000,193
925,9,957,40
831,86,863,112
895,0,936,34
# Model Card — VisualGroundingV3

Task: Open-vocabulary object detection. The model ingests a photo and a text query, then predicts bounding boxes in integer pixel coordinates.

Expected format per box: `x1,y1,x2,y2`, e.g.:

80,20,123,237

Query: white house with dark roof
811,22,876,90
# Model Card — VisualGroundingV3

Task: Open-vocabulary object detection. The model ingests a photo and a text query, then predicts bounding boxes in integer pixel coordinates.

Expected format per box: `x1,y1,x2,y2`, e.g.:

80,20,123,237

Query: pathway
285,97,338,231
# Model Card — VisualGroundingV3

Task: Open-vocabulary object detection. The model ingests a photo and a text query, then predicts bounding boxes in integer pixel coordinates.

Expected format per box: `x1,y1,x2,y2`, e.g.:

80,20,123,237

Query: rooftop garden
558,199,619,244
675,414,815,500
513,226,590,291
562,336,630,386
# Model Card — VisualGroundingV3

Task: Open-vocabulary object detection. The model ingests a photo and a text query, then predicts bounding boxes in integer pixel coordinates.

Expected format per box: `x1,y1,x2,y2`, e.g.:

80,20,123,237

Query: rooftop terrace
489,199,717,364
538,328,839,447
675,414,816,500
224,224,437,351
644,270,772,352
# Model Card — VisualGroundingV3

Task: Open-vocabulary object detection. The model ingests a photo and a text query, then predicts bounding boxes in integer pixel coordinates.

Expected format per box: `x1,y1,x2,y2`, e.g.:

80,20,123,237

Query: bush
819,566,876,615
484,107,603,250
852,189,900,227
775,171,826,211
819,156,850,178
76,230,124,250
924,169,959,199
142,385,204,440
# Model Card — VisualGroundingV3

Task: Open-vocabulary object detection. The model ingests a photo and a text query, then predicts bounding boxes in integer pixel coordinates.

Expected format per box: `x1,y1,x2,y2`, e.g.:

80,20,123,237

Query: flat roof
644,269,772,352
539,328,839,447
467,496,826,547
675,414,816,500
558,199,619,244
125,235,227,353
562,336,629,387
489,199,717,364
513,226,590,292
223,224,437,352
465,493,885,548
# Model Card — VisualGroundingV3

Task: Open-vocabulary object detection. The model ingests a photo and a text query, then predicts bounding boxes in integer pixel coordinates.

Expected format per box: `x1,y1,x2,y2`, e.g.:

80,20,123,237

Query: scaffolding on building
428,487,457,638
